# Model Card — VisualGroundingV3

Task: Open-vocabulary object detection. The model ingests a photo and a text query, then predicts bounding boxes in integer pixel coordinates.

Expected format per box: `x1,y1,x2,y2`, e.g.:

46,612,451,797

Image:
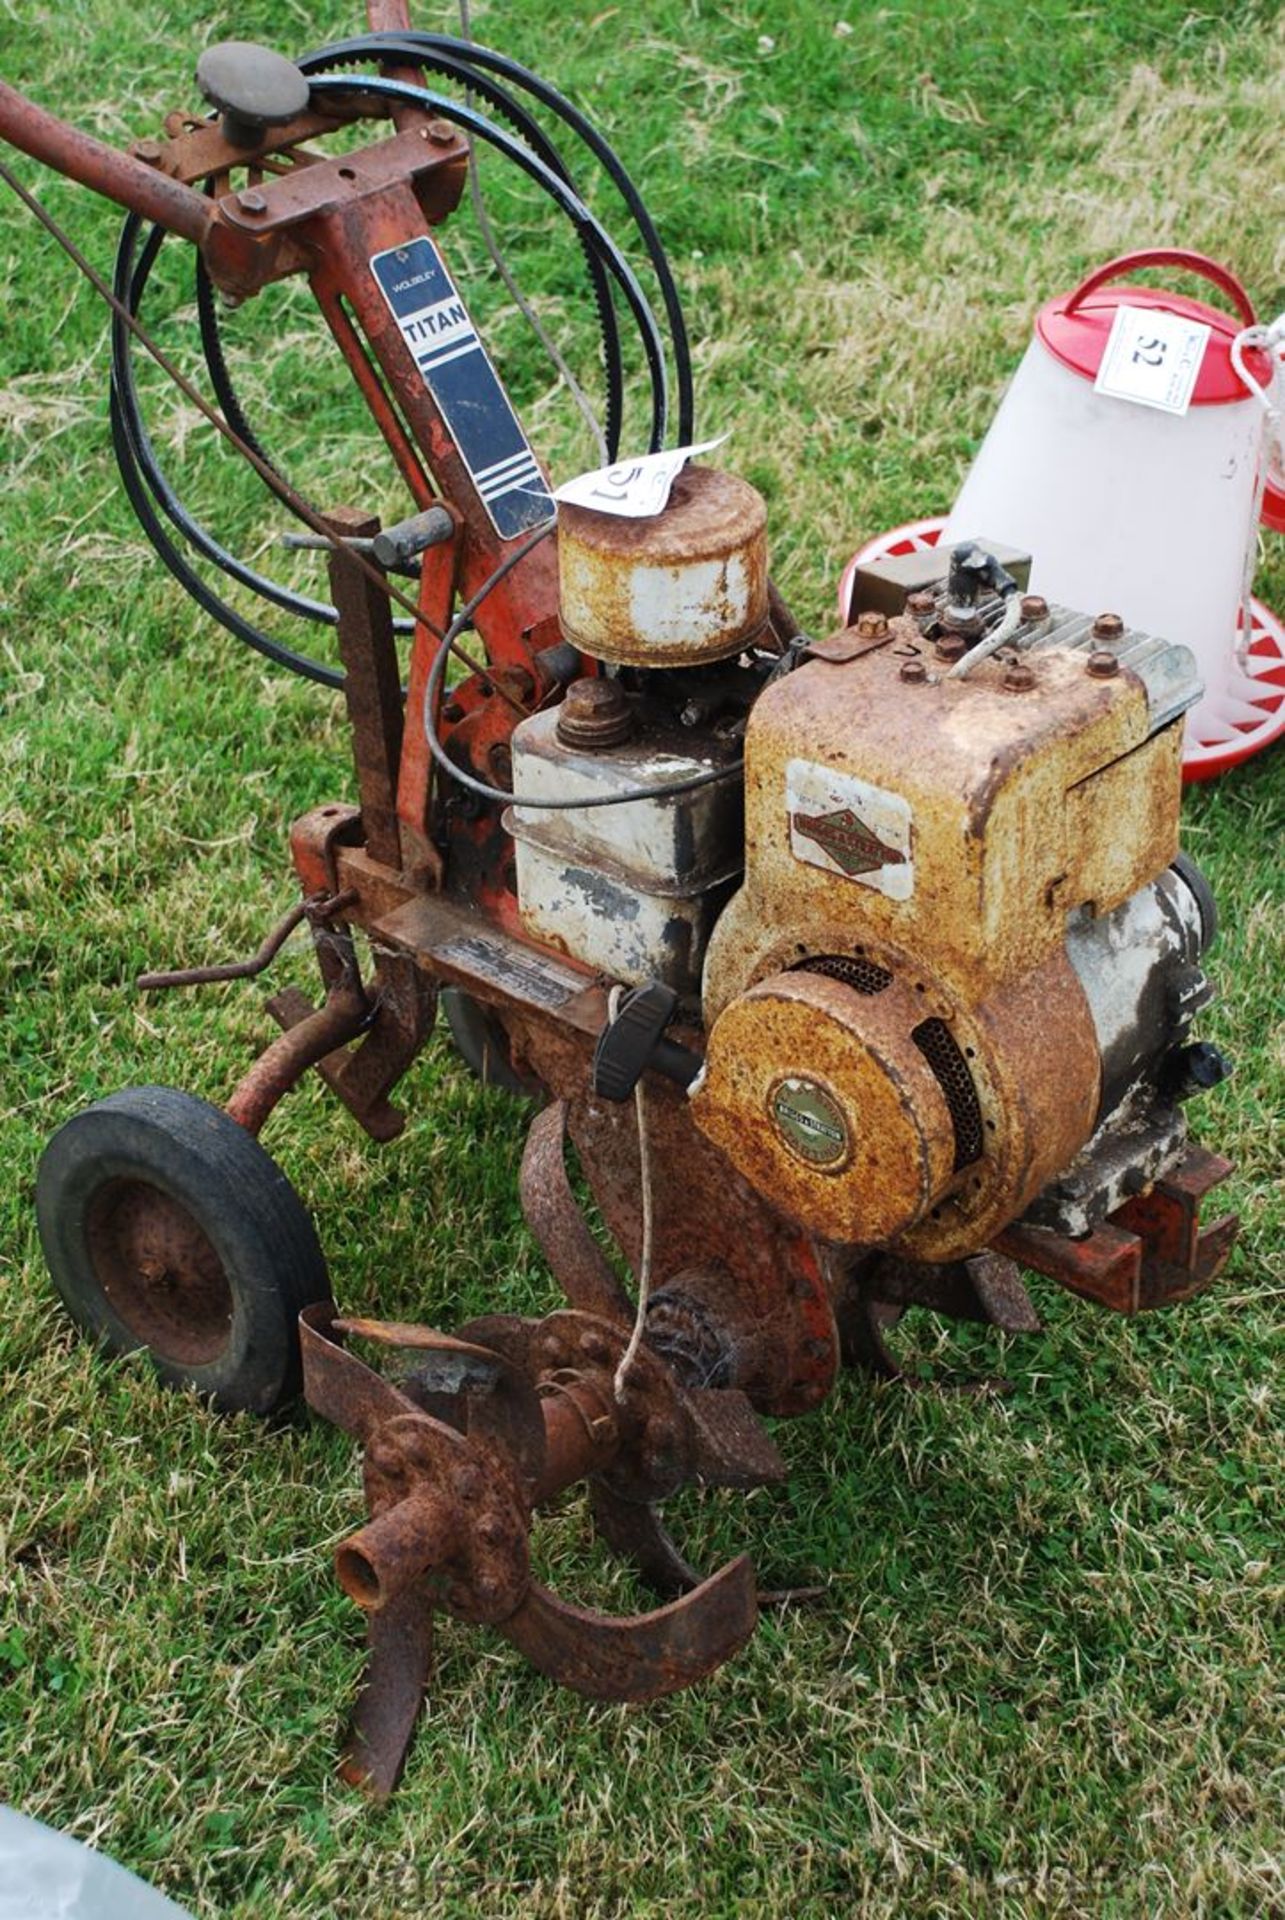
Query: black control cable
300,30,696,445
305,72,670,450
423,525,744,813
109,46,688,683
198,47,626,466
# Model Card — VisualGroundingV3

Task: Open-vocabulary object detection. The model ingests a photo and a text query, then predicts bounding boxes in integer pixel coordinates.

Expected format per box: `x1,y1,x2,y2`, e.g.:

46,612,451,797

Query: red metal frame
0,6,562,920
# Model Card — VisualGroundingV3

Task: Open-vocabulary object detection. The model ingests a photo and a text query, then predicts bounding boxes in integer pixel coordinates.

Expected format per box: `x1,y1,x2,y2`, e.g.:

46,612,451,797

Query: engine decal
371,238,555,542
770,1077,851,1169
786,758,914,898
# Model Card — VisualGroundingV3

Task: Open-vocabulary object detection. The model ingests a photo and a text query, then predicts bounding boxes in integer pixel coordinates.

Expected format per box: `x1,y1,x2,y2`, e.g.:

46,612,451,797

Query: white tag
1094,304,1212,416
553,436,728,518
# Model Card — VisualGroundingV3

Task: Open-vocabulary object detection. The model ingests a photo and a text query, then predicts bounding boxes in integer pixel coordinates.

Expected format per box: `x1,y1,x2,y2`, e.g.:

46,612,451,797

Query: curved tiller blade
341,1582,435,1802
499,1554,757,1702
588,1483,706,1600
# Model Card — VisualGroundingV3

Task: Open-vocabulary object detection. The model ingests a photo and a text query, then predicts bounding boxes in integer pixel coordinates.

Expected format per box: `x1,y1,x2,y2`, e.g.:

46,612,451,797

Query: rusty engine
0,14,1238,1797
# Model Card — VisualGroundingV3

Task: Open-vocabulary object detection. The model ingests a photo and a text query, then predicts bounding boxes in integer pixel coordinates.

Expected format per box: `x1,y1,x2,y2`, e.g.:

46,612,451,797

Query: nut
854,609,889,640
1087,649,1120,679
905,590,935,618
132,139,164,166
1019,594,1049,622
935,632,968,663
556,675,634,748
1003,661,1036,692
1092,611,1124,640
237,189,268,216
427,119,456,146
899,657,928,684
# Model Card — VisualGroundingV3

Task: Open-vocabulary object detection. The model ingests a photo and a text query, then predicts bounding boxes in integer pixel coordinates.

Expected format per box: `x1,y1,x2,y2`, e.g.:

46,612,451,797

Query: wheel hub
85,1178,233,1366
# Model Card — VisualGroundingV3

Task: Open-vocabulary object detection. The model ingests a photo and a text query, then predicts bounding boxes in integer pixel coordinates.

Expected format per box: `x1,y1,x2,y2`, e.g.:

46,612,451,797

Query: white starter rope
606,984,655,1399
1231,312,1285,668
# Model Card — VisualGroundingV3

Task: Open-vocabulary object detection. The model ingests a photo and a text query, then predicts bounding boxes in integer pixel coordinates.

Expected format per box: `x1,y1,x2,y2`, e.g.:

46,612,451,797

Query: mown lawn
1,2,1281,1914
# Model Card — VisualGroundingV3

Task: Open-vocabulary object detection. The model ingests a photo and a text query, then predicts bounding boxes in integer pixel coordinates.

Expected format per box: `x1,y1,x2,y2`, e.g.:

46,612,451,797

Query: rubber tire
440,987,543,1099
36,1086,331,1414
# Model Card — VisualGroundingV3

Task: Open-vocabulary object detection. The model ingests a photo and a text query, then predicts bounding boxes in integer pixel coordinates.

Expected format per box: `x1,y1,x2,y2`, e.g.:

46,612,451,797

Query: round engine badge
769,1077,850,1168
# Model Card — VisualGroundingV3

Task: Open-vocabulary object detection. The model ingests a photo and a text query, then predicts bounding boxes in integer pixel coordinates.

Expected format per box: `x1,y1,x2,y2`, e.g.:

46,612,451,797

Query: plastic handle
1064,249,1258,329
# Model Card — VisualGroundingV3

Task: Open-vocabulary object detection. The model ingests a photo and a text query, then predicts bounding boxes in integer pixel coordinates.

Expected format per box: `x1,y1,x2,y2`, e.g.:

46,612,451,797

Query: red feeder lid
1037,247,1272,405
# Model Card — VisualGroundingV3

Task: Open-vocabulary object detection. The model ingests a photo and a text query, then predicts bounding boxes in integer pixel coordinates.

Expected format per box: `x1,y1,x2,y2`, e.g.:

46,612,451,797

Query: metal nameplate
434,932,588,1010
370,237,555,542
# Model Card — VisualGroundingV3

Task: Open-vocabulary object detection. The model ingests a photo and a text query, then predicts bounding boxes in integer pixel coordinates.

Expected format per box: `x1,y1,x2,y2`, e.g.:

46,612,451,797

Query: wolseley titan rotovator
1,6,1244,1796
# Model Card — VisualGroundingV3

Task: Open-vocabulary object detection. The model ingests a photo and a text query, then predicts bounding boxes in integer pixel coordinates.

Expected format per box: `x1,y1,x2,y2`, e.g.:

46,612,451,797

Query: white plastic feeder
937,249,1285,778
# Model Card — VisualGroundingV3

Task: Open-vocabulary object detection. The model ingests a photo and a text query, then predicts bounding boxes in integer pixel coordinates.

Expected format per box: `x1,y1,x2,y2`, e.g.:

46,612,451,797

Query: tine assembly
299,1304,778,1796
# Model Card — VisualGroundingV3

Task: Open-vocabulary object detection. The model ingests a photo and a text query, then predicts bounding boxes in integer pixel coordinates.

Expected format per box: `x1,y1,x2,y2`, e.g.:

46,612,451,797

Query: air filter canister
557,465,768,667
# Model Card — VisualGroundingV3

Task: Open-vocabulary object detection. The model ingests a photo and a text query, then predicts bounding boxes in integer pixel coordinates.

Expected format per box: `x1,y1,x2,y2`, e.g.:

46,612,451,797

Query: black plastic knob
196,42,311,147
592,984,701,1103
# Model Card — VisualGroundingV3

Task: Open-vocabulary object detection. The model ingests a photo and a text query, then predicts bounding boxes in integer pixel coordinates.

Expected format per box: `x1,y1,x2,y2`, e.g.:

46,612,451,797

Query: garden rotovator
2,8,1243,1798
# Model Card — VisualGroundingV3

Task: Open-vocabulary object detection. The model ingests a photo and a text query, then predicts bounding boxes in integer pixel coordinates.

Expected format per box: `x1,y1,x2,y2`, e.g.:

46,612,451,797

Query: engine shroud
693,604,1197,1257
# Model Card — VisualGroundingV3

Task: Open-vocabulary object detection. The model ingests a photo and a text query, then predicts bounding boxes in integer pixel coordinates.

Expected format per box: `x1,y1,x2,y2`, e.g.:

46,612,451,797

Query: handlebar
0,80,213,245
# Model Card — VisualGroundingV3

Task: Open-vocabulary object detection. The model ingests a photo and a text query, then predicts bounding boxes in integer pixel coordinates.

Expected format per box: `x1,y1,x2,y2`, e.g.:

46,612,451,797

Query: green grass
1,2,1283,1914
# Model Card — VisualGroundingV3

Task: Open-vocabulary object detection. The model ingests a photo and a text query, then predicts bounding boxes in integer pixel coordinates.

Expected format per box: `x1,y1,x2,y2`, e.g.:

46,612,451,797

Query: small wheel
36,1086,331,1414
440,987,543,1098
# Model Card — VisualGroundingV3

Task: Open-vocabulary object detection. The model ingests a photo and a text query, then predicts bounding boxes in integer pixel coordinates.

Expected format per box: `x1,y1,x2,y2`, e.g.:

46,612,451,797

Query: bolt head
1020,594,1049,622
1092,612,1125,640
899,657,928,684
238,188,268,215
1087,648,1120,679
556,675,634,748
854,609,889,640
428,119,456,145
905,590,935,617
1003,661,1036,692
934,632,967,663
133,139,164,165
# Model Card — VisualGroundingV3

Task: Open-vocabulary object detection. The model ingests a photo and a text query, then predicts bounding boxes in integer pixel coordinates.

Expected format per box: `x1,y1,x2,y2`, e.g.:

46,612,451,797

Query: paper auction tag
1093,304,1212,416
553,436,728,518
